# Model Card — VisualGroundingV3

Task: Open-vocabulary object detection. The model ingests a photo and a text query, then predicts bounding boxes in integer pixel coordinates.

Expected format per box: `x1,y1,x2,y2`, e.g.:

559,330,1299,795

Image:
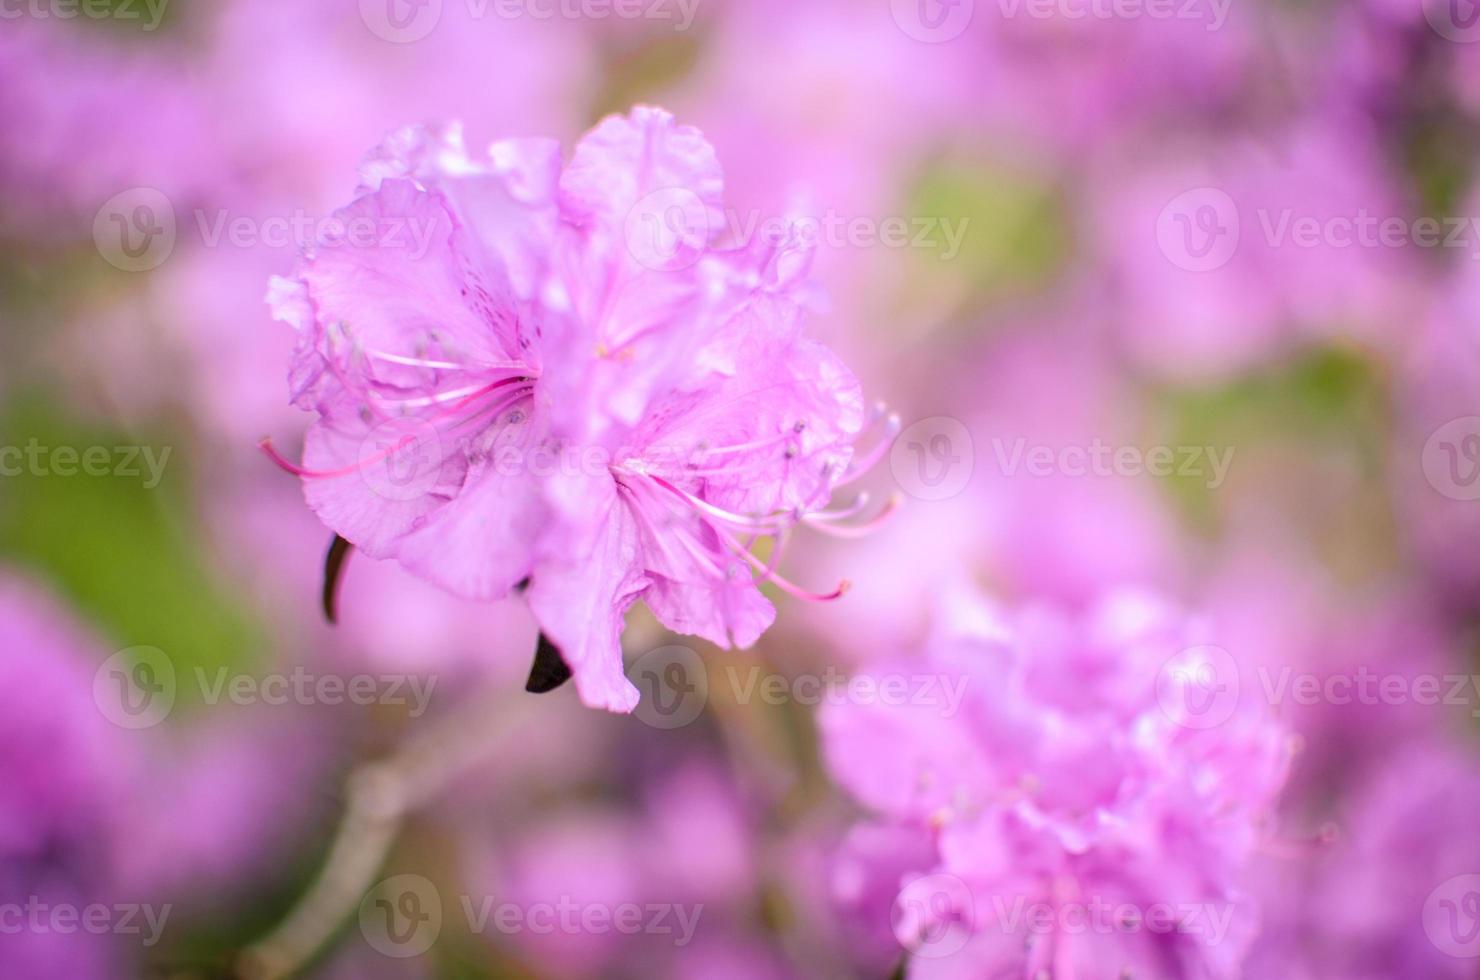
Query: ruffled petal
526,478,648,713
558,105,723,246
297,411,461,558
297,178,525,373
392,420,548,601
357,123,563,306
542,107,730,439
638,517,777,650
634,331,866,516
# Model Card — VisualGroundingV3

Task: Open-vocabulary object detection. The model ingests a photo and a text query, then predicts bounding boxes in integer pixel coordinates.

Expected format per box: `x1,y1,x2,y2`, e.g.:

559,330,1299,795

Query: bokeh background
3,0,1480,977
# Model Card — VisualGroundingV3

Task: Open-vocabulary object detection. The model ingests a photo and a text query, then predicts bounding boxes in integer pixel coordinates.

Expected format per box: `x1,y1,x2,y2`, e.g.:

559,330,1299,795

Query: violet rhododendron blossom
1248,736,1480,979
820,589,1291,978
265,107,888,712
0,575,128,978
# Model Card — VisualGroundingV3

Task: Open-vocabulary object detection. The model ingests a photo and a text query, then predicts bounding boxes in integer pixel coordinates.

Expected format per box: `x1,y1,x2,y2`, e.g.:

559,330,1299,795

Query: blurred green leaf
902,155,1069,316
0,390,262,693
1152,345,1394,554
591,32,706,123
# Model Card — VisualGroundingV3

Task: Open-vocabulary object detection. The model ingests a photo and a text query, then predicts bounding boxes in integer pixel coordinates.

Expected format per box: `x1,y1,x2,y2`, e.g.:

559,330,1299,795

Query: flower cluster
821,589,1291,977
0,575,124,976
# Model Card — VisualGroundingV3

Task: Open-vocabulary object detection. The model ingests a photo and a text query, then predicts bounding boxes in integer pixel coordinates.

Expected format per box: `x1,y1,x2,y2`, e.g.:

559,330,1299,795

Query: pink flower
456,753,772,978
0,573,129,978
1394,243,1480,608
0,570,333,971
1090,117,1419,381
793,314,1182,665
1248,733,1480,979
266,107,885,712
820,588,1291,978
0,22,226,236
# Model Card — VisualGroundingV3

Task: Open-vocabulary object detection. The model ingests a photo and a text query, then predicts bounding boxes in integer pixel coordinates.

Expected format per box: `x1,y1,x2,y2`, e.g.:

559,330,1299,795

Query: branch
236,683,535,979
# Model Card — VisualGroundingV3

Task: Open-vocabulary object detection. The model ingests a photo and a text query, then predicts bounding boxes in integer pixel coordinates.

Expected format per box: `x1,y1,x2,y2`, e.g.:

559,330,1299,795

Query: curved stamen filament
259,434,420,480
361,349,471,371
645,474,792,535
623,472,840,600
650,454,786,481
694,427,802,459
804,493,902,538
359,373,530,418
361,348,535,374
263,378,535,480
709,520,848,602
445,385,534,433
805,491,873,523
839,408,901,484
373,381,513,409
440,376,531,415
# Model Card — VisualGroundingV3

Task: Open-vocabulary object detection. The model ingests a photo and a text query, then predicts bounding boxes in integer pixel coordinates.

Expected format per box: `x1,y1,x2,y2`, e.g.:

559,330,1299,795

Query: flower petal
393,424,547,601
526,479,648,713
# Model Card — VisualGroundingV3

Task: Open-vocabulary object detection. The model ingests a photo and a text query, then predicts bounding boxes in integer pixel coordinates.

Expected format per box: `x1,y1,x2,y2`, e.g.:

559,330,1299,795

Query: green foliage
0,391,262,693
904,155,1069,314
1151,344,1394,547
